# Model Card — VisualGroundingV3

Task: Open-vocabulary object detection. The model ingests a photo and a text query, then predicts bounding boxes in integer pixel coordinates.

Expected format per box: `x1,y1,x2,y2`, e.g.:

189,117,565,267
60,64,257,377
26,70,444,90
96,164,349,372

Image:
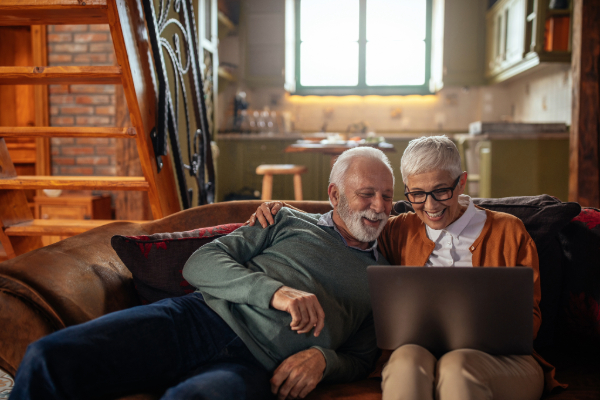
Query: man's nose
371,193,386,213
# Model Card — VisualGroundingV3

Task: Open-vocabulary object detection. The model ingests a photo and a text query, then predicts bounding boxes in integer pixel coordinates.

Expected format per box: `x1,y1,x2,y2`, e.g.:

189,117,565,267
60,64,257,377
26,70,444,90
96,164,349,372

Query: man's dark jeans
10,293,273,400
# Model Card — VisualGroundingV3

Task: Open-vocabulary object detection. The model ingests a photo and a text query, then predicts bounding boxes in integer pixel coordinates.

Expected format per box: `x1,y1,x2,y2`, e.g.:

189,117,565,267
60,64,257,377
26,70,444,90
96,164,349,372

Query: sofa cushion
558,207,600,348
393,195,582,348
111,223,244,304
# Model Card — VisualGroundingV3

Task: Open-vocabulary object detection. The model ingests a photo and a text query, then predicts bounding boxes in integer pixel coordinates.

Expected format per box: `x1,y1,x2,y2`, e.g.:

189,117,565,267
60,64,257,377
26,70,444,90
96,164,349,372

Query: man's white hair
400,135,462,183
329,147,394,199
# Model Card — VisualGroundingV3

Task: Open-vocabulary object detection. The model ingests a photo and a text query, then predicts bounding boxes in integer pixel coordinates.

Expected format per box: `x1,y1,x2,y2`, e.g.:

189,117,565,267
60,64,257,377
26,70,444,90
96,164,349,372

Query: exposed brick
53,43,88,53
60,166,94,175
76,138,110,145
50,95,75,104
52,25,88,33
60,106,94,115
74,33,109,43
51,116,74,125
76,156,109,165
95,106,115,115
48,33,73,43
61,146,94,156
95,146,116,155
52,138,76,145
89,25,111,32
49,85,70,94
95,166,117,176
89,43,114,53
70,85,116,94
73,53,109,63
48,54,73,63
52,166,60,175
75,95,110,105
75,116,111,125
51,148,60,156
50,106,59,115
53,157,76,165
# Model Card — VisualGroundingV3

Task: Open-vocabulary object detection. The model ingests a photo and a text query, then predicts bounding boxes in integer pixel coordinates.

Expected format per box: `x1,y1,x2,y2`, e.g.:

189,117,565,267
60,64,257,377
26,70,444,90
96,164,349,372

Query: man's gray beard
337,193,389,243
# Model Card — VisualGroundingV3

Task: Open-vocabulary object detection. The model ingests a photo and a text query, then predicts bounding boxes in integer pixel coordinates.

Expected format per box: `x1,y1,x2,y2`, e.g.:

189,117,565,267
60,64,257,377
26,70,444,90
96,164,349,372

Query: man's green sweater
182,208,389,383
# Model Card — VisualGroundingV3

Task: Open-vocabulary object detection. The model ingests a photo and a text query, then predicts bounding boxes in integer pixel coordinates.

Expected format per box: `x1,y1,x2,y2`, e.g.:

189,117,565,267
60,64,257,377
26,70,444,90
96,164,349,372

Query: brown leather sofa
0,200,598,400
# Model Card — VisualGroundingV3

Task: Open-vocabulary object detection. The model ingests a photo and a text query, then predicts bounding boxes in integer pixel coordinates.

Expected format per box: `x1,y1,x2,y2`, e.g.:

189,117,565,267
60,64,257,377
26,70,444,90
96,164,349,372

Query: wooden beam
108,0,181,218
5,219,133,236
0,0,108,26
0,176,149,191
569,0,600,207
0,126,136,138
31,25,51,179
0,66,122,85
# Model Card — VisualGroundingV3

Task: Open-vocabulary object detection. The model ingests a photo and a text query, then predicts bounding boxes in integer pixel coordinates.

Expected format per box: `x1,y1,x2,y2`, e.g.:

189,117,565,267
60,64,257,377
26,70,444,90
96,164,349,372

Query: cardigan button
470,246,475,251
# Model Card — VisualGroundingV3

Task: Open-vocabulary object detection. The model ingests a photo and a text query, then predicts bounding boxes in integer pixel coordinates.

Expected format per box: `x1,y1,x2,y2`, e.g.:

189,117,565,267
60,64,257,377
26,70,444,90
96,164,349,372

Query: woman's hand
246,201,284,228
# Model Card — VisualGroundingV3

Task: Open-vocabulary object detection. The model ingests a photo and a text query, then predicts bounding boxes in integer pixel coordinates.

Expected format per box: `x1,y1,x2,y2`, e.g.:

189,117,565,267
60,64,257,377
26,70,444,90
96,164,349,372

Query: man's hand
270,286,325,336
271,348,326,400
245,201,284,227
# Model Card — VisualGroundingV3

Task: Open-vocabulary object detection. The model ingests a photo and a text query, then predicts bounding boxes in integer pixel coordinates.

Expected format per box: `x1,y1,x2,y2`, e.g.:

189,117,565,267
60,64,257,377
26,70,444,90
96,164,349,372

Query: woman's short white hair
400,135,462,183
329,147,395,193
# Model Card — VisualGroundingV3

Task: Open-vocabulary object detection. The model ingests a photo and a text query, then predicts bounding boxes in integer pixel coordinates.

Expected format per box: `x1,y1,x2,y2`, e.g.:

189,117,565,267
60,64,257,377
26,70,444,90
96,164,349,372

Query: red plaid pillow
112,223,243,304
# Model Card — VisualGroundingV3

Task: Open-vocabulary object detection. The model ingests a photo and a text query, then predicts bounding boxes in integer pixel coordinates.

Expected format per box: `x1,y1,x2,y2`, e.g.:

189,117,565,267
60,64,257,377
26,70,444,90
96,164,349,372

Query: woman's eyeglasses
404,175,462,204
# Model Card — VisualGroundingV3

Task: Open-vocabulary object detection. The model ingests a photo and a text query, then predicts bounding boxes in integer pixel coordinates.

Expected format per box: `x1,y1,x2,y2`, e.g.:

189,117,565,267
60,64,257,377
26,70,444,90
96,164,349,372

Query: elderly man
10,146,394,400
252,136,563,400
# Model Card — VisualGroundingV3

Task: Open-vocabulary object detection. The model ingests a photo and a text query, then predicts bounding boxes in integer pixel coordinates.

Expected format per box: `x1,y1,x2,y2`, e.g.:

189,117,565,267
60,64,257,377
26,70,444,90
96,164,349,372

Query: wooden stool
256,164,308,201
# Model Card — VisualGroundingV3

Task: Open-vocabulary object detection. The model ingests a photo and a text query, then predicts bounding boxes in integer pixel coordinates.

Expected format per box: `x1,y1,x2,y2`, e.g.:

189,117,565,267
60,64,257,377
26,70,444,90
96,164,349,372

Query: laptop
367,266,533,355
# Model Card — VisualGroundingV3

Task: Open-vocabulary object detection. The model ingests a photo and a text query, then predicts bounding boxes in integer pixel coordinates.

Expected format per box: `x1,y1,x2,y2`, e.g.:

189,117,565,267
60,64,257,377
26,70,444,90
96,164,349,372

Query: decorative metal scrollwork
142,0,215,207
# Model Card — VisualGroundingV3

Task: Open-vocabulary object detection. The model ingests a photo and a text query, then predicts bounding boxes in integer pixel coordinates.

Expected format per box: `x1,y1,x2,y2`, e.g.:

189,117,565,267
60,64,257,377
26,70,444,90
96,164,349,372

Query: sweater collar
318,211,380,261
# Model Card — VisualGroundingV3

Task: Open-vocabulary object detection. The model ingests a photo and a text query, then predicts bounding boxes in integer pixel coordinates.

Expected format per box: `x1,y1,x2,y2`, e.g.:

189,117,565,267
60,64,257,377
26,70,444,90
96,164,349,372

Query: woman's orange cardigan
377,206,565,394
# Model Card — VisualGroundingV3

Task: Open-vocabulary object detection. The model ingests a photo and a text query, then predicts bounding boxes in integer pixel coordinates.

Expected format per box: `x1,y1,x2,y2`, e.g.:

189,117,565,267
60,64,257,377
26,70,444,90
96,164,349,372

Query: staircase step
0,66,121,85
0,0,108,26
0,176,149,191
0,127,136,138
4,219,136,237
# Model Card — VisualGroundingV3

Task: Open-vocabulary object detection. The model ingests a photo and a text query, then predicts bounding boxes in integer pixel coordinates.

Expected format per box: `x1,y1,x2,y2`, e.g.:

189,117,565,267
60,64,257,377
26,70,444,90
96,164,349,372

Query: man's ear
328,183,340,207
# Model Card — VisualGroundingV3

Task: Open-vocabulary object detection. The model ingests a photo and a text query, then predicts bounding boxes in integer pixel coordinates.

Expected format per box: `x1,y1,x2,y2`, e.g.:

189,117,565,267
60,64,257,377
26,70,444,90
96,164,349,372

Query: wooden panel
0,176,149,190
108,0,181,218
0,0,108,25
569,0,600,207
0,126,136,138
39,204,88,220
0,138,43,257
114,85,152,220
0,66,122,85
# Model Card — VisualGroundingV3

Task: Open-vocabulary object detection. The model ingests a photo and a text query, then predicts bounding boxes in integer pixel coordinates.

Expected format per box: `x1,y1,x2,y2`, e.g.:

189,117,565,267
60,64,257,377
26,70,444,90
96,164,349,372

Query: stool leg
293,173,303,201
262,174,273,200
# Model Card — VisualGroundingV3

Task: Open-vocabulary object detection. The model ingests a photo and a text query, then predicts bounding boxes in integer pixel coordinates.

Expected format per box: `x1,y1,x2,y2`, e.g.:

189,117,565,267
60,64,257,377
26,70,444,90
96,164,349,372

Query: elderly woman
375,135,563,400
250,136,563,400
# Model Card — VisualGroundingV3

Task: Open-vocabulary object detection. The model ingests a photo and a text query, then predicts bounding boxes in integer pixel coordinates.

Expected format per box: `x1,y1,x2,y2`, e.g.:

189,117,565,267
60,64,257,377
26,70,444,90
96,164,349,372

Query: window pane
366,41,426,86
301,42,359,86
301,0,359,42
366,0,427,41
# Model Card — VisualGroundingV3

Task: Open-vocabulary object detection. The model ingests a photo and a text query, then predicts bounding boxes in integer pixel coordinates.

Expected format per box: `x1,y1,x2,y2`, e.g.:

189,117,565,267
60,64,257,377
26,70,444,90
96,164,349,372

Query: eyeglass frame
404,174,463,204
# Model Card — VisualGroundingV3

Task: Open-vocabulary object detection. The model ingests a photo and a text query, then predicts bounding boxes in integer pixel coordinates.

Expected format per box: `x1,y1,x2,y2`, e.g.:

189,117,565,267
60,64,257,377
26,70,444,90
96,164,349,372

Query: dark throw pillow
558,207,600,349
112,223,244,304
393,195,582,348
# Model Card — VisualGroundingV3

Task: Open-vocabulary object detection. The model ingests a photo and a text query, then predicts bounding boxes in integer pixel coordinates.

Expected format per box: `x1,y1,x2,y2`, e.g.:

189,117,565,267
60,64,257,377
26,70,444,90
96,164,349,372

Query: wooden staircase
0,0,181,259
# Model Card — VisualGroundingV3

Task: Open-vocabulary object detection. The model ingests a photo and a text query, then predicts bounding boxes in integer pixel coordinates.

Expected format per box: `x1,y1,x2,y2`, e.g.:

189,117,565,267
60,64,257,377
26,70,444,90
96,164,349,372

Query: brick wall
47,24,117,177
